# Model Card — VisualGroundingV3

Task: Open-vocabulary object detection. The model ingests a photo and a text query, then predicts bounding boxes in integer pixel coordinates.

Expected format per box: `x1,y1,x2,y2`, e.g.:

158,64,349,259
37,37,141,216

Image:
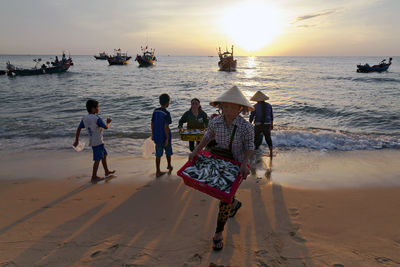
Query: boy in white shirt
73,99,115,183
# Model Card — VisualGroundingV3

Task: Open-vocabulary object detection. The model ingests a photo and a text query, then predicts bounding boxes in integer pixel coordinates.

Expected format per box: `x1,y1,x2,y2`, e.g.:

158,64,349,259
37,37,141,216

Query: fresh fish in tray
181,129,204,135
182,154,240,193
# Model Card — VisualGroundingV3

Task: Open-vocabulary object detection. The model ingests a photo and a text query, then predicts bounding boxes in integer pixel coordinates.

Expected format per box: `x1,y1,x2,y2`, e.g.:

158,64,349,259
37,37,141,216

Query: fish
182,154,240,193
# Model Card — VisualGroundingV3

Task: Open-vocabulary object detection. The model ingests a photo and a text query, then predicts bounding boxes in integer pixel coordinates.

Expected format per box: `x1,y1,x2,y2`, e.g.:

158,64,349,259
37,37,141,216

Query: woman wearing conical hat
189,85,254,251
249,91,274,156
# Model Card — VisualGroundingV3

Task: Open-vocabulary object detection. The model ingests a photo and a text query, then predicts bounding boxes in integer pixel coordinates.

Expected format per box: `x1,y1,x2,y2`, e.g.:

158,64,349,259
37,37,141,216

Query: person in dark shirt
178,98,209,151
249,91,274,157
151,94,173,177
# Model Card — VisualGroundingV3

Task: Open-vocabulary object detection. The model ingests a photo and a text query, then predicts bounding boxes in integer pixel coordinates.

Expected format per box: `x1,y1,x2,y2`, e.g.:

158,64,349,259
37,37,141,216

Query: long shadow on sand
9,155,312,266
0,183,91,236
10,178,219,266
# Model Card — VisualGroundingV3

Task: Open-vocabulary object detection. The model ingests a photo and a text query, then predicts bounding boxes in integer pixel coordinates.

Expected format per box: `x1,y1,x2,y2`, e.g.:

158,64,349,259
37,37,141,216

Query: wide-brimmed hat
250,91,269,101
210,86,254,111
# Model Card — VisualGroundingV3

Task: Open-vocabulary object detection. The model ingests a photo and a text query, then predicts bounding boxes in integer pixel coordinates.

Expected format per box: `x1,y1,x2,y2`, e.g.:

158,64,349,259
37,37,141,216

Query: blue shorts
155,142,173,157
92,144,108,161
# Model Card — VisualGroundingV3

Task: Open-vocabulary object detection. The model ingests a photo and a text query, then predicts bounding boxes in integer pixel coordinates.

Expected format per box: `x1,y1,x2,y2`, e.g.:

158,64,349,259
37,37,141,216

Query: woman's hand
239,163,250,179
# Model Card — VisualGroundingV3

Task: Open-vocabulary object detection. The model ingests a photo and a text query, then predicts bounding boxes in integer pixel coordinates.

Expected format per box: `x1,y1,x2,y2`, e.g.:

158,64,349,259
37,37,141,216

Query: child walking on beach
151,93,173,177
73,99,115,183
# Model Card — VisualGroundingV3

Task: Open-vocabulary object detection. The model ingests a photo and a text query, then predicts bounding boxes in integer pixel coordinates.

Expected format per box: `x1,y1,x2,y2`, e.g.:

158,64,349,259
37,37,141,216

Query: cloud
297,24,316,28
295,9,339,23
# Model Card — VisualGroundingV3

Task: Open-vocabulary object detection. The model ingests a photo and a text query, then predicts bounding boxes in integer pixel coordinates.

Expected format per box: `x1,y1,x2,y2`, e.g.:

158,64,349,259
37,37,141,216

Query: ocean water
0,55,399,155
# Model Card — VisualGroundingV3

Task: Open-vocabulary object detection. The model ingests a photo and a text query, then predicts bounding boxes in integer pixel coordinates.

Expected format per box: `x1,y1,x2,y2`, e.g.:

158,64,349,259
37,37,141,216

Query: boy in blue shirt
73,99,115,183
151,94,173,177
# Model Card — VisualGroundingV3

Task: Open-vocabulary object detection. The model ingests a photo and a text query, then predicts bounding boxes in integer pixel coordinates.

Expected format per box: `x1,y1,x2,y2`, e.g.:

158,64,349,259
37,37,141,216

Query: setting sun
218,2,283,51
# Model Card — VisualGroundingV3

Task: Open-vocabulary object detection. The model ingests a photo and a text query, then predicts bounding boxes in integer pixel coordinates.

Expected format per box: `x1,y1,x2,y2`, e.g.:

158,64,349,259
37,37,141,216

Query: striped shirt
203,115,254,162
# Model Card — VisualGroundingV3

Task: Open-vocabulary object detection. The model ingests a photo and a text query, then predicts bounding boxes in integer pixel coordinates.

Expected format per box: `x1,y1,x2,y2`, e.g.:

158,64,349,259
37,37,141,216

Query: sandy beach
1,149,400,266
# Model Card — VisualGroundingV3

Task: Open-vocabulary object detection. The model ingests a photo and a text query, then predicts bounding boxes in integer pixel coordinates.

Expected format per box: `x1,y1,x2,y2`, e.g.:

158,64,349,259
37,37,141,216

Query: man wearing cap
189,85,254,251
249,91,274,156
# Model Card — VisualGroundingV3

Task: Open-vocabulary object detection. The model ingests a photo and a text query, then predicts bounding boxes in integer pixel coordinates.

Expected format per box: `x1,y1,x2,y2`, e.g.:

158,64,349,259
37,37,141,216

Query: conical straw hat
250,91,269,101
210,86,254,111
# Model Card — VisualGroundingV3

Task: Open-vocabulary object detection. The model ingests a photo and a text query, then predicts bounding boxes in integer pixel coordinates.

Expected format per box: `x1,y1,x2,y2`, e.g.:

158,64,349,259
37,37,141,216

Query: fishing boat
94,51,108,60
218,45,237,72
357,58,392,73
6,58,72,77
51,53,74,66
106,49,131,65
135,46,157,67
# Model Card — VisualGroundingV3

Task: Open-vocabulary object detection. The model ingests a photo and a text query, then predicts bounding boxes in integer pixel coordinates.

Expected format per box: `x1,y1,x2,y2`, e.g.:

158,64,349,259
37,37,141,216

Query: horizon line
0,54,398,57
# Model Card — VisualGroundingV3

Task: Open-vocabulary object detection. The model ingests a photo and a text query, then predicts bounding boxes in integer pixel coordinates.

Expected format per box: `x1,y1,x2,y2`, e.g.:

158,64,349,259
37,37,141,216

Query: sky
0,0,399,56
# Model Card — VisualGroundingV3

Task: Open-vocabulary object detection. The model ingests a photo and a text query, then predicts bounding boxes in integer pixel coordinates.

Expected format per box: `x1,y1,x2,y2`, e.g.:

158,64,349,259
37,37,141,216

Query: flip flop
212,238,223,251
229,201,242,218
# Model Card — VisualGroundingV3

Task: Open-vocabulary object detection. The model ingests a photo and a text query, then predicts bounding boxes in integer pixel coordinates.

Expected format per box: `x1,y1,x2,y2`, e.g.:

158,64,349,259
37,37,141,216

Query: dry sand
1,149,400,266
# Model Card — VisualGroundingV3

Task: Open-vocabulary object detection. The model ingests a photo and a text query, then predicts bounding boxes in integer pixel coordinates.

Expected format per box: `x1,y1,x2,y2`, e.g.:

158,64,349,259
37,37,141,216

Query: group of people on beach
73,85,274,251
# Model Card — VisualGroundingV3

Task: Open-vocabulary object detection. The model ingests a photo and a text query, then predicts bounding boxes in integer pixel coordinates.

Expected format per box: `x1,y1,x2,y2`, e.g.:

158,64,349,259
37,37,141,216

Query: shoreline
1,149,400,266
1,149,399,189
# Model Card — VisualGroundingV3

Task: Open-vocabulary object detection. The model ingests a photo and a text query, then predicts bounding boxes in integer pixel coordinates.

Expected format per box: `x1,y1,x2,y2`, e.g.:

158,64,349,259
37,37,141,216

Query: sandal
212,238,223,251
229,201,242,218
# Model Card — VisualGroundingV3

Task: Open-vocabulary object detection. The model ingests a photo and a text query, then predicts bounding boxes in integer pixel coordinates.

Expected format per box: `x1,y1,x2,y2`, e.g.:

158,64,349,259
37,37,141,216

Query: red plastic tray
177,150,246,203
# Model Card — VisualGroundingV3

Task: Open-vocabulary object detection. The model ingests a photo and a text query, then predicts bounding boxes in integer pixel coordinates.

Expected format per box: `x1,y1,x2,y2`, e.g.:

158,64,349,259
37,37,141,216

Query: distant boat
218,45,237,72
6,57,72,77
94,52,108,60
357,58,392,73
106,49,131,65
135,46,156,67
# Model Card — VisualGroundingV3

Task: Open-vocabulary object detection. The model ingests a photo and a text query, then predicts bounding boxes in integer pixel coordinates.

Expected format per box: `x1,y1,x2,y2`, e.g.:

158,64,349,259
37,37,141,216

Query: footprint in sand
90,250,102,258
208,263,226,267
0,261,18,267
108,244,119,253
289,231,307,243
289,208,299,217
188,253,202,263
375,256,398,264
254,249,269,257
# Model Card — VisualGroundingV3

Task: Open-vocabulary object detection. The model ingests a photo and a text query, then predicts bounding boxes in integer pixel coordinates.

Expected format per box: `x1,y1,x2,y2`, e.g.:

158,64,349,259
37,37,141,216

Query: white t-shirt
79,114,107,147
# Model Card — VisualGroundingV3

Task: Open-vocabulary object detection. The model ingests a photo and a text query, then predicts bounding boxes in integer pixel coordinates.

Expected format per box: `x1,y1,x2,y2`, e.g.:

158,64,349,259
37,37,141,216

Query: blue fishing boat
6,57,72,77
357,58,392,73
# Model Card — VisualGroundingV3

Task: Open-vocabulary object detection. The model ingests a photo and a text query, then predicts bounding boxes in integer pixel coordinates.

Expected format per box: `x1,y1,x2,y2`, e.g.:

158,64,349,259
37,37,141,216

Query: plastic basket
177,150,246,203
179,129,204,141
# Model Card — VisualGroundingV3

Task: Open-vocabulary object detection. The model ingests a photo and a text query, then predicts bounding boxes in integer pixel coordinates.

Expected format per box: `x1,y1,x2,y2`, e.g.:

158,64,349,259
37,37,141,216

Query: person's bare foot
91,176,105,184
167,166,173,175
156,171,166,178
105,170,116,177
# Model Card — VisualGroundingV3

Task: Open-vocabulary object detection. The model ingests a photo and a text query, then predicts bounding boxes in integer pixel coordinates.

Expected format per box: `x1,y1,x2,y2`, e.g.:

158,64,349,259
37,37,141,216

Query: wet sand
0,150,400,266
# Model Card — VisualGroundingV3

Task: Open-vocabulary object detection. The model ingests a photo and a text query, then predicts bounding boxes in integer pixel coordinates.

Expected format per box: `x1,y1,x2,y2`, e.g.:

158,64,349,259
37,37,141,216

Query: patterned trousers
216,199,233,233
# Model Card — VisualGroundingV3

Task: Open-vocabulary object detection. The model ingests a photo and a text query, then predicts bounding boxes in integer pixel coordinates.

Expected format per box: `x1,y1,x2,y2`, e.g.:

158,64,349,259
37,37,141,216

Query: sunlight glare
219,2,283,51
